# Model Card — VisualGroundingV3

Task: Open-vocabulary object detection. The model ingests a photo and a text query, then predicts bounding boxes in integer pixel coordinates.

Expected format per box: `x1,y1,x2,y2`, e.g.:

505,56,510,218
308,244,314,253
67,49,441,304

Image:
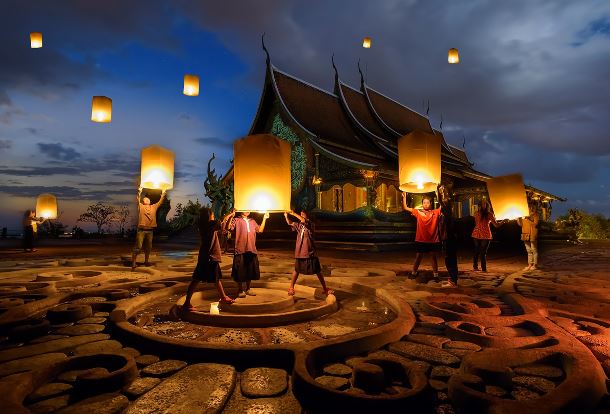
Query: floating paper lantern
183,74,199,96
486,173,529,220
91,96,112,123
362,37,371,48
36,193,57,219
448,48,460,64
30,32,42,48
210,302,220,315
140,145,175,190
233,134,291,213
398,131,441,193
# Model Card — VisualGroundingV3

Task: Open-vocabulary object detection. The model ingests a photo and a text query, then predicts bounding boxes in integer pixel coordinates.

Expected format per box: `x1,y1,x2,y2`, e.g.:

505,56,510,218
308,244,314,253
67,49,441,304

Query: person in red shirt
471,199,506,272
402,192,441,281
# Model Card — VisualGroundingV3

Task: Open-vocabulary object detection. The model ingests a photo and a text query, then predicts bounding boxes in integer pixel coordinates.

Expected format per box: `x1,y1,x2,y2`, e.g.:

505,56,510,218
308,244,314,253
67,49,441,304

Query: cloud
37,142,81,161
194,136,233,148
0,140,11,150
0,184,134,201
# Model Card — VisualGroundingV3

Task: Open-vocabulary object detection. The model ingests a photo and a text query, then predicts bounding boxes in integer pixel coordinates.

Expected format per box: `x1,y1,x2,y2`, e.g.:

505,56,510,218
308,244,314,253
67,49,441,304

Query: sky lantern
91,96,112,123
486,173,529,220
398,131,441,193
36,193,57,219
30,32,42,48
233,134,291,213
140,145,175,190
448,48,460,64
183,74,200,96
362,37,371,48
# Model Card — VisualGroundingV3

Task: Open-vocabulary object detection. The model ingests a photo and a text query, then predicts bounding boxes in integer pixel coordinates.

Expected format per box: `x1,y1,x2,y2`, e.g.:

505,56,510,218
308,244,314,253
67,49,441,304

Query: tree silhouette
78,202,116,234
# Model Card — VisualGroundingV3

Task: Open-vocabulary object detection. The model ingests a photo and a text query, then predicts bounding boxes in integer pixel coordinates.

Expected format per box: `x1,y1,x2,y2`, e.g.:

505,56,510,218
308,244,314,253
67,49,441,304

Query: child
518,203,540,271
227,210,269,298
402,192,442,281
182,207,234,311
438,184,458,288
284,210,333,296
471,199,505,272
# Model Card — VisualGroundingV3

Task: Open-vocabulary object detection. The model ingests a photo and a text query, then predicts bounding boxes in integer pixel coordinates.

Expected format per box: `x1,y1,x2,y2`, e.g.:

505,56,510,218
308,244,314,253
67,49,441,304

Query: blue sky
1,0,609,231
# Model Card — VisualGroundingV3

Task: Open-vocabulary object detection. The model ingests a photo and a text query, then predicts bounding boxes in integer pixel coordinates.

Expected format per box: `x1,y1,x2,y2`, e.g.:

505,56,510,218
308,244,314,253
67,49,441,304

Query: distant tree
555,209,608,240
38,211,66,237
114,204,130,236
78,202,117,234
169,199,205,232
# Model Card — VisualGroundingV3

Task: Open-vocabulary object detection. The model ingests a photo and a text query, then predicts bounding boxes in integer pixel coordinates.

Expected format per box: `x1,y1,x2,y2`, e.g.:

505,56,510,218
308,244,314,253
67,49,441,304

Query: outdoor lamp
398,131,441,193
362,37,371,48
183,74,200,96
140,145,175,190
30,32,43,48
486,173,529,220
448,48,460,64
91,96,112,123
233,134,291,213
36,194,57,219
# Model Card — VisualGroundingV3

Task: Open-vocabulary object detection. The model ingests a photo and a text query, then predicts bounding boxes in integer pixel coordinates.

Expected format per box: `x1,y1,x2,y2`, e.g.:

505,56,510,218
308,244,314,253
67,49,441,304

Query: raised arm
288,210,305,223
401,192,414,213
136,187,142,204
258,212,270,233
221,208,235,225
283,212,291,226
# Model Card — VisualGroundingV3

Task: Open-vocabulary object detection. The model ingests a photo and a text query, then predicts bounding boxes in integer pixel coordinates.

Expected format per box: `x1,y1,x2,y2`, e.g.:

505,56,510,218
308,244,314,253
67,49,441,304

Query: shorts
295,257,321,275
192,260,222,283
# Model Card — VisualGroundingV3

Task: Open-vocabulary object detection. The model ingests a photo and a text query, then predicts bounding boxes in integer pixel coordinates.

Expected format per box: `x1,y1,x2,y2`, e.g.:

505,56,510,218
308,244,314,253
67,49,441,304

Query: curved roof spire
331,53,339,84
261,32,270,66
357,59,366,86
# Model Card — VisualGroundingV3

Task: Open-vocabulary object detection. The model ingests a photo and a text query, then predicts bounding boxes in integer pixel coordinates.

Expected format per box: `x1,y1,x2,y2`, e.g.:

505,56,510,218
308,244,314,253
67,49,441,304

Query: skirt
295,257,321,275
415,241,441,253
192,260,222,283
231,252,260,282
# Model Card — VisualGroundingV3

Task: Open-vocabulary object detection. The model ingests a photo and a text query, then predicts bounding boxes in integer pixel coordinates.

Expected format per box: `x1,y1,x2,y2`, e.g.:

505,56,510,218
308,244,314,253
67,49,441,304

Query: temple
221,49,564,250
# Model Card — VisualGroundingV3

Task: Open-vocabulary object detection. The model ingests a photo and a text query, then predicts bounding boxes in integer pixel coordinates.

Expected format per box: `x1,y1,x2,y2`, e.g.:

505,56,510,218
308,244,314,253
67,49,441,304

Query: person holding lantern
437,184,459,287
402,192,442,281
22,210,45,252
471,199,506,272
518,203,540,271
131,187,166,270
182,207,235,311
226,209,269,298
283,210,334,297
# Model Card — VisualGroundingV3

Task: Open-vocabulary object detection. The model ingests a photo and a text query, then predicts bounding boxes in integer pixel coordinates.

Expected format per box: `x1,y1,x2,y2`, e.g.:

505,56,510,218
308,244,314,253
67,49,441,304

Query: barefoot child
227,210,269,298
182,207,234,311
518,203,540,271
284,210,333,296
402,192,442,281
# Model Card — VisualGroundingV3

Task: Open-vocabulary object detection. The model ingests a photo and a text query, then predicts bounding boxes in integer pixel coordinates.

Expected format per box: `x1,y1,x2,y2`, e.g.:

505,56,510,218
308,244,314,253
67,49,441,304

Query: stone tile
55,324,105,336
513,364,564,379
406,333,450,348
0,333,109,362
512,376,556,394
135,355,160,367
123,377,161,399
141,360,187,377
0,352,67,377
27,394,70,414
73,340,123,355
27,382,73,403
322,363,352,377
314,375,350,390
388,341,460,366
55,393,128,414
240,367,288,397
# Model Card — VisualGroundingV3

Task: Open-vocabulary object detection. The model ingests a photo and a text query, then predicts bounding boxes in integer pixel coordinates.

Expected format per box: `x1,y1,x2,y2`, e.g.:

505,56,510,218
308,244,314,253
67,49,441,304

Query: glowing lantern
210,302,220,315
398,131,441,193
233,134,291,213
36,193,57,219
30,32,42,48
362,37,371,48
140,145,175,190
183,74,200,96
486,173,529,220
91,96,112,123
448,48,460,64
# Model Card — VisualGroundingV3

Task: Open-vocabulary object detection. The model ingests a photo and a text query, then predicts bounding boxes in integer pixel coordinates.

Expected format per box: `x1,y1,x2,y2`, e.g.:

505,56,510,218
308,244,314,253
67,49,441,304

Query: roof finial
462,134,466,149
426,100,430,116
357,58,366,85
261,32,270,66
332,53,339,83
440,114,444,130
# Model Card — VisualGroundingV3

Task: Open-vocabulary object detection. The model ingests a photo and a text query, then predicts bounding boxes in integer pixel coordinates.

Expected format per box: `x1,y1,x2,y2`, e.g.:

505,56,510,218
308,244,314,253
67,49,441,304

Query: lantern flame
91,96,112,123
448,48,460,64
362,37,371,48
30,32,42,48
183,74,200,96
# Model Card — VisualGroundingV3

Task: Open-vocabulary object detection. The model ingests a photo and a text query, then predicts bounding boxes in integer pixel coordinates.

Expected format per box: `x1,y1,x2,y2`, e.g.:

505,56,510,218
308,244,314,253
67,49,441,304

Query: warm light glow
448,48,460,64
398,131,441,193
486,174,529,220
233,134,291,213
36,193,57,219
183,74,200,96
30,32,42,48
140,145,175,190
362,37,371,48
91,96,112,123
312,176,322,186
210,302,220,315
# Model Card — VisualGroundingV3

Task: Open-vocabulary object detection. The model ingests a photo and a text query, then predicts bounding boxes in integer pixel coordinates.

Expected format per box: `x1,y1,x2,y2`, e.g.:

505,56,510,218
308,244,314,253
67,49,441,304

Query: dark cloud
0,140,11,150
37,142,81,161
0,184,134,201
194,136,233,148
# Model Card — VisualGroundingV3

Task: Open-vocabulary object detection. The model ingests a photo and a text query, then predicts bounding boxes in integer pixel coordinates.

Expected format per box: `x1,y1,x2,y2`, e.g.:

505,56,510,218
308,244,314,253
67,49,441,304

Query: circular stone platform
171,286,337,328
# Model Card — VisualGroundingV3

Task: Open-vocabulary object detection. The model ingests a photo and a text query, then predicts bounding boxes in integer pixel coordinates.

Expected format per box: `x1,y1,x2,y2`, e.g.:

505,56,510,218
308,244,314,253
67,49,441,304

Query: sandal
219,296,234,304
287,287,295,296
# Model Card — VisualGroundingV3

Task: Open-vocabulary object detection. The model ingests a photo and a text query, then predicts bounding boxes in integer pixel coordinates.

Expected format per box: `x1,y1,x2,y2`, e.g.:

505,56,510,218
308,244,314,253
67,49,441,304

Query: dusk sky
1,0,609,232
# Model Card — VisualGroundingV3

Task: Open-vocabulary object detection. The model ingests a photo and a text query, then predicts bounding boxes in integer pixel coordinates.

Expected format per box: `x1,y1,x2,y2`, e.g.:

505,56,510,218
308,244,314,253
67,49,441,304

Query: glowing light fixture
30,32,42,48
183,74,200,96
233,134,291,213
36,193,57,219
91,96,112,123
398,131,441,193
486,173,529,220
448,48,460,64
362,37,371,48
140,145,175,190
